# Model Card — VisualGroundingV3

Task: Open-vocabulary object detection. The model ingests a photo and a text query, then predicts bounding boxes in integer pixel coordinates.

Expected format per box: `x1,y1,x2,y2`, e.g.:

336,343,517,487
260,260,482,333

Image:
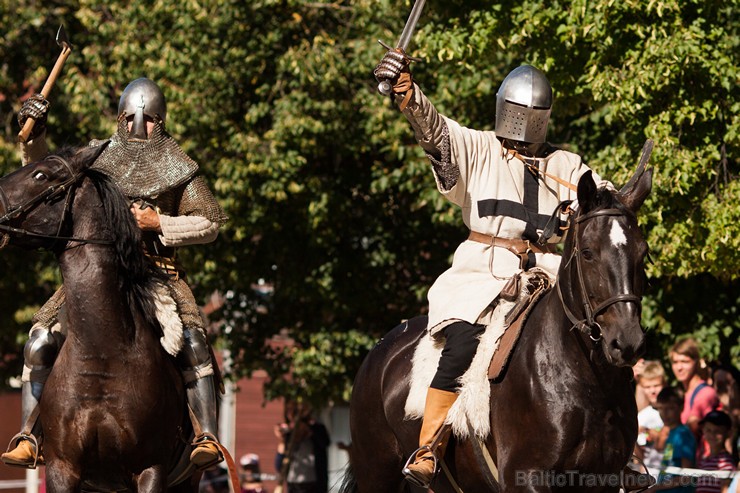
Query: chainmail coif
90,117,199,199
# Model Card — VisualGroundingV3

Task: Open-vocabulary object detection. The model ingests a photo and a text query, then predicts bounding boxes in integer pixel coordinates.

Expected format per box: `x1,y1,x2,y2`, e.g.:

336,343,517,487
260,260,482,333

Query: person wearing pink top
670,337,720,459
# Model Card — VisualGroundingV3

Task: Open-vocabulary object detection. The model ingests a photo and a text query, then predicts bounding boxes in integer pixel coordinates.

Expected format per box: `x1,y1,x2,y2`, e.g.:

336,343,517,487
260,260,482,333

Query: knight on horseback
1,78,228,470
373,54,617,488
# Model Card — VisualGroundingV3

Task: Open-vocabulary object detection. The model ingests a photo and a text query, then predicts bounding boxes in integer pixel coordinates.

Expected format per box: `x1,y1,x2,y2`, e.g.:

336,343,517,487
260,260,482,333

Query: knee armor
178,327,210,369
24,326,64,369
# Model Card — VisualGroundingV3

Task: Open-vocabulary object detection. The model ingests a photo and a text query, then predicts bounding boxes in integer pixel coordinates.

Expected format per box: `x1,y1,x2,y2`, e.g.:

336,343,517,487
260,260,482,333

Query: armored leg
178,326,222,468
1,323,64,468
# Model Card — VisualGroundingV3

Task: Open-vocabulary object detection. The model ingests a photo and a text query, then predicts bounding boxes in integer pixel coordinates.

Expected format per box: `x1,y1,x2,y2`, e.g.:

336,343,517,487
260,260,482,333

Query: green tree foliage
0,0,737,407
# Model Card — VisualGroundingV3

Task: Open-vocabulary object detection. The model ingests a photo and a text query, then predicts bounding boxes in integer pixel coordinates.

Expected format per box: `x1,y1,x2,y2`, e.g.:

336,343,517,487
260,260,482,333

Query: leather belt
467,231,557,270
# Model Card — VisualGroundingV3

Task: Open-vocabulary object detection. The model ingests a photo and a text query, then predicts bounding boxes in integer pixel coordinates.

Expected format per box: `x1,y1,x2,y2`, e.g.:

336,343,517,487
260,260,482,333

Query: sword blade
396,0,426,51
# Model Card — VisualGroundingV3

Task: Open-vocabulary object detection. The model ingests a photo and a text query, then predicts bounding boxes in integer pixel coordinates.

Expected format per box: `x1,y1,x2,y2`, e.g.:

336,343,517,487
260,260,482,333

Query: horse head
558,144,653,367
0,144,109,251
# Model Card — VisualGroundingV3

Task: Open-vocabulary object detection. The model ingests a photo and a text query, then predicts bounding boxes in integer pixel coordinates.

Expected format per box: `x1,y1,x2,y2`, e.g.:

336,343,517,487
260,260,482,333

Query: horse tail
337,462,358,493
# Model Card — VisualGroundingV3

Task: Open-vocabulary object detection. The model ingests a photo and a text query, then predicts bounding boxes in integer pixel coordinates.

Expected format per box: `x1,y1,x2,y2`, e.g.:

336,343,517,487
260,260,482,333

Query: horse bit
0,156,113,249
557,207,642,343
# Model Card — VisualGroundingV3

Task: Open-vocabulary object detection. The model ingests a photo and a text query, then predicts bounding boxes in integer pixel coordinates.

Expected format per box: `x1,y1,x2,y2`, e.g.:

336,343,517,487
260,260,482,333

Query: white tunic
400,85,605,334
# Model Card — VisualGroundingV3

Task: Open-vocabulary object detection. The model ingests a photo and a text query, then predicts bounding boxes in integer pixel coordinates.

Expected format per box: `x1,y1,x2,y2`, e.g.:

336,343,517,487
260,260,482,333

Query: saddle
488,270,552,381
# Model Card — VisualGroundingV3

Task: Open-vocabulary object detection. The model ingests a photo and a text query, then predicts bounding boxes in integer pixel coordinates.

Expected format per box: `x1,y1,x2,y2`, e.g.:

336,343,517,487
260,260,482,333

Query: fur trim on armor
152,282,184,356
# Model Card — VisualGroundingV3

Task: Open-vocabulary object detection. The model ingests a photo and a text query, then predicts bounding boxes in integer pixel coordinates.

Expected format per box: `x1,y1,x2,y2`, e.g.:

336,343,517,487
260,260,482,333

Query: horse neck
536,287,628,385
57,181,139,349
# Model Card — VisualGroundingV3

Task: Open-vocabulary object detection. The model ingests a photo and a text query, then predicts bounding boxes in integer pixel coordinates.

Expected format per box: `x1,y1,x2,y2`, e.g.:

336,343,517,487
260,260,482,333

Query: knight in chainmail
2,78,228,470
373,53,620,488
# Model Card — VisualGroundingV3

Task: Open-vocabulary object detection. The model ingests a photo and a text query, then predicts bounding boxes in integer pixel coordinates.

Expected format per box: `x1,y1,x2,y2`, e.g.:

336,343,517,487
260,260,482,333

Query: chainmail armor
427,124,457,191
169,277,206,333
90,118,199,198
32,286,65,329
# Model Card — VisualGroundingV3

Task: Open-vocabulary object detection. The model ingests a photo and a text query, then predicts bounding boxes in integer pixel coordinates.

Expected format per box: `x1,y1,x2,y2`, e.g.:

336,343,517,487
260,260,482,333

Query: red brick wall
231,371,284,492
0,390,26,492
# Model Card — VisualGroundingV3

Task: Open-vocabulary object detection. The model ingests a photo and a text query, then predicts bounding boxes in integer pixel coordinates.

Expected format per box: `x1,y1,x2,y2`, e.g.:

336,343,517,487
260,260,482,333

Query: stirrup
190,433,223,470
402,444,439,488
2,433,41,469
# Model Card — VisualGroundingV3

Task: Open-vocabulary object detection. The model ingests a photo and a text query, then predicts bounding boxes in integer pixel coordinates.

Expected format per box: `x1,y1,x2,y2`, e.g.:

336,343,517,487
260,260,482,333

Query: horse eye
33,171,47,182
581,249,594,261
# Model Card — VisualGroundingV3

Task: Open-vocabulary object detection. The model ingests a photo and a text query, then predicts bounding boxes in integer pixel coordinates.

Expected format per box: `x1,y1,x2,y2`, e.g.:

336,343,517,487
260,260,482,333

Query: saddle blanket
404,271,545,439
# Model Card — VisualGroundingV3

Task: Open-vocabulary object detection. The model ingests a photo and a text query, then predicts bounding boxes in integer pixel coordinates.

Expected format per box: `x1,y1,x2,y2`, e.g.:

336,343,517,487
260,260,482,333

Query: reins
0,156,114,248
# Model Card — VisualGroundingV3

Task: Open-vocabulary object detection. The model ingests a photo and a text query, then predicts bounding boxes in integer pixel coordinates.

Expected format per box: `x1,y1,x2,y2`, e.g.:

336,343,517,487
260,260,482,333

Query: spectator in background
649,386,696,492
695,410,736,493
199,464,230,493
669,338,719,443
240,453,268,493
274,402,330,493
710,364,740,463
635,361,667,480
634,358,653,412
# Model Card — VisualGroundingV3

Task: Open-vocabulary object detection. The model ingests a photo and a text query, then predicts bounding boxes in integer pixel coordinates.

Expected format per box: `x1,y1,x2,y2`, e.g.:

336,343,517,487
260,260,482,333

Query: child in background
240,453,268,493
695,410,736,493
650,386,696,492
636,361,667,480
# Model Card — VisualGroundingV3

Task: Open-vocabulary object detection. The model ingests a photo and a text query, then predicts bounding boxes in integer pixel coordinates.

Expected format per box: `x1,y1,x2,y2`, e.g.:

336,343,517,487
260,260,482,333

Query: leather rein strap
0,157,112,247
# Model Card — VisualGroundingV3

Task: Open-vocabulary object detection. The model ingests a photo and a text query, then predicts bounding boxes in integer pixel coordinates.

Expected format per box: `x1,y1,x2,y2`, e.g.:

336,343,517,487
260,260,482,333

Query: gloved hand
374,49,410,83
374,50,415,109
17,93,50,140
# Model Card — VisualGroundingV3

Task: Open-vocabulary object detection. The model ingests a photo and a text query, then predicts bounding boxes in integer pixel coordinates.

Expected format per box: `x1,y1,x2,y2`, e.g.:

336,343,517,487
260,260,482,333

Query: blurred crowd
632,337,739,492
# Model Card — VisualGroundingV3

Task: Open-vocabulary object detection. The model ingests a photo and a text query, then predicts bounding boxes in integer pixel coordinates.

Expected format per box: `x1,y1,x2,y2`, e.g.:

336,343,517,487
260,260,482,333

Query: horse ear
621,167,653,212
577,170,597,211
620,139,653,195
73,140,110,168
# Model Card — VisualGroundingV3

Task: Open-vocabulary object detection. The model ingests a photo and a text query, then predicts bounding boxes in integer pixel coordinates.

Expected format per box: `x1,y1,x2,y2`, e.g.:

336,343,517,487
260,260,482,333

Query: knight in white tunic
374,52,608,488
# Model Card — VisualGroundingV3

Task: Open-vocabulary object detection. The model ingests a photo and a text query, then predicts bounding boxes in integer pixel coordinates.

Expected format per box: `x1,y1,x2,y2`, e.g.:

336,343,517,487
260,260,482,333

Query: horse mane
49,147,166,329
83,168,168,328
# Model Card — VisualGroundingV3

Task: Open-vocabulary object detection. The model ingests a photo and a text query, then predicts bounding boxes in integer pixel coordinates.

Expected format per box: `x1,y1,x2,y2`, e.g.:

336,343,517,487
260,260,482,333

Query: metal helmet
117,78,167,140
495,65,552,143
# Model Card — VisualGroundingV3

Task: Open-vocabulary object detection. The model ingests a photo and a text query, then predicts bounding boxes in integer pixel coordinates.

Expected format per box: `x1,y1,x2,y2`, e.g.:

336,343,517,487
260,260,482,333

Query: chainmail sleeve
176,176,228,224
395,83,458,191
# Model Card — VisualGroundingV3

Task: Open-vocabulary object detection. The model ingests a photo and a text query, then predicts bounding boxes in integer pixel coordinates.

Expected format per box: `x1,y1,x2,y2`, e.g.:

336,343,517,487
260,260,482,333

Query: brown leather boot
1,437,38,469
402,388,458,488
190,435,222,469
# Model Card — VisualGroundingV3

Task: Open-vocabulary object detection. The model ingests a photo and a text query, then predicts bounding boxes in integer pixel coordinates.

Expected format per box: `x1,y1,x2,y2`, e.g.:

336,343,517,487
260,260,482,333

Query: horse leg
44,461,81,493
134,465,168,492
347,319,429,493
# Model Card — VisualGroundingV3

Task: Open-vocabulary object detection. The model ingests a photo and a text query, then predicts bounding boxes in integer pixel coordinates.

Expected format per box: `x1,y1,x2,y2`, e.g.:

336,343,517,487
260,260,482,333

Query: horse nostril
610,338,622,353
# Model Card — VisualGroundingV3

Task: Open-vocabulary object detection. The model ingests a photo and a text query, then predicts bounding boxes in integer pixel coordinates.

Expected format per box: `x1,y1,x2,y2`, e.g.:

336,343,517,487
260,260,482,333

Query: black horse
0,146,200,492
342,154,653,492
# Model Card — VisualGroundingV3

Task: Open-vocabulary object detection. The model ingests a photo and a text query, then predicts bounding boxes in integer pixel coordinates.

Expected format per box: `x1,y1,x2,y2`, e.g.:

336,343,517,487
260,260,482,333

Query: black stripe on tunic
477,199,553,231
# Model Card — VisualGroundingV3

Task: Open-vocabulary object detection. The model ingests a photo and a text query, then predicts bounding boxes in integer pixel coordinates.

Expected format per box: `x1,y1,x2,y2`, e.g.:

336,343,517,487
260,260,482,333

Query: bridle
557,206,642,343
0,156,113,249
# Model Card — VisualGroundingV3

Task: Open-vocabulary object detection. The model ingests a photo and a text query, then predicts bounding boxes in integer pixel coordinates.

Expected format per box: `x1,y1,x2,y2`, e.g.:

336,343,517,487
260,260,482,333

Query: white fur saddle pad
404,272,545,440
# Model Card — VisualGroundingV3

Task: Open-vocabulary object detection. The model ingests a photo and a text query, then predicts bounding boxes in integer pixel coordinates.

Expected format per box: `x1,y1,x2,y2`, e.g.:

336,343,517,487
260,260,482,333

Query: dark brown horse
0,146,199,492
342,156,653,492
